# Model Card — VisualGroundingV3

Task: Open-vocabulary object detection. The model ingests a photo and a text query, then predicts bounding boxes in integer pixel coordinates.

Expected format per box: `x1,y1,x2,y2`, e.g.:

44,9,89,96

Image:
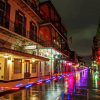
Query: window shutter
15,10,19,32
5,2,10,28
24,16,26,36
30,21,32,32
5,2,10,21
0,1,5,26
15,10,19,27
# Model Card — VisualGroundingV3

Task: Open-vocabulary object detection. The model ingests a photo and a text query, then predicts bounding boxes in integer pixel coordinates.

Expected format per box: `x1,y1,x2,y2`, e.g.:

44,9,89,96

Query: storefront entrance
24,60,30,78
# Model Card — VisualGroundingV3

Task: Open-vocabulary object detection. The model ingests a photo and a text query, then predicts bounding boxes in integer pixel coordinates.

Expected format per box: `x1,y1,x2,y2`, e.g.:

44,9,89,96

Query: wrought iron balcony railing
23,0,38,11
23,0,42,17
0,16,10,30
0,17,67,55
29,31,38,42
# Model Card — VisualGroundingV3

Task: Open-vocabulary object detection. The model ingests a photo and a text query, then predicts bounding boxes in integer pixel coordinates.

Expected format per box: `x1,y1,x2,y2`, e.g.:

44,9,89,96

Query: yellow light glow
4,54,9,58
8,59,12,64
32,59,35,62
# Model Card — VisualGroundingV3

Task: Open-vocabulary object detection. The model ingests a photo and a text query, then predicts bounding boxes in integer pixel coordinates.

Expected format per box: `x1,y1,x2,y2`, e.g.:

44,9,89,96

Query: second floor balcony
39,25,69,56
13,0,42,23
40,1,67,39
0,16,35,43
0,16,69,57
0,16,49,48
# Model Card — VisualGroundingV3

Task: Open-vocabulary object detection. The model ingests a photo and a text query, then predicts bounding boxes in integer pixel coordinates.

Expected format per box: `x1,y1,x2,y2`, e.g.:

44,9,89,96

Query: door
24,60,30,78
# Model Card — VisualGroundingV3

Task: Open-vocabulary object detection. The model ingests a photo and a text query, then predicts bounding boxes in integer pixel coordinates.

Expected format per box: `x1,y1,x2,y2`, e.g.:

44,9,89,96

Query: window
44,62,50,74
30,21,37,41
32,62,37,73
32,66,36,73
14,59,22,73
15,10,26,36
0,1,10,28
0,1,5,25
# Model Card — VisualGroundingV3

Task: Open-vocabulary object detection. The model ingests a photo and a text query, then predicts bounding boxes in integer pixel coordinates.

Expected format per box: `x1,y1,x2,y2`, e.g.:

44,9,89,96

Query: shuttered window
0,1,10,28
15,10,26,36
30,21,37,41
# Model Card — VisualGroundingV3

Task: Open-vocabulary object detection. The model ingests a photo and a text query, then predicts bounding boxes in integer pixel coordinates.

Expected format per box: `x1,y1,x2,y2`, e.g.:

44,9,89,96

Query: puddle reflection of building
0,85,42,100
64,75,75,94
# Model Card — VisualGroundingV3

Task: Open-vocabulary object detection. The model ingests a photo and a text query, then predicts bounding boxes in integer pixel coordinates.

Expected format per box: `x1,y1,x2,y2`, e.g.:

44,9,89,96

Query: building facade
0,0,49,82
0,0,70,83
39,1,70,75
92,20,100,71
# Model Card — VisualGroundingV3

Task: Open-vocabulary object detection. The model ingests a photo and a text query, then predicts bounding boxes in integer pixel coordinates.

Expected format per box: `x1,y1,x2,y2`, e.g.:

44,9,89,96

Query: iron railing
23,0,42,17
0,16,10,30
0,17,67,55
24,0,37,10
29,31,37,42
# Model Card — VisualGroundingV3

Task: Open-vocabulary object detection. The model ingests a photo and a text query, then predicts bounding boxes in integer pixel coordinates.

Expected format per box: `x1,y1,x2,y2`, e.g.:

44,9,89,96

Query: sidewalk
0,73,70,94
0,75,51,93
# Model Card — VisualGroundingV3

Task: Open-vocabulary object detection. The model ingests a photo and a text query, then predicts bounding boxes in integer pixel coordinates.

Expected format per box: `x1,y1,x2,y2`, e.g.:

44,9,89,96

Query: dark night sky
40,0,100,56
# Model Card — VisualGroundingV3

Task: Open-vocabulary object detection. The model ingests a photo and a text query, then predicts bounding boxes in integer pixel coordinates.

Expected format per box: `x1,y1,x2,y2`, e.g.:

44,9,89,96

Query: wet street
0,68,100,100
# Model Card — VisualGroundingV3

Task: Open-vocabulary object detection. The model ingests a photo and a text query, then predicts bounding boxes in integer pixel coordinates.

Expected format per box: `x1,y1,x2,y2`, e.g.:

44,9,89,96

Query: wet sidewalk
0,75,51,93
1,68,95,100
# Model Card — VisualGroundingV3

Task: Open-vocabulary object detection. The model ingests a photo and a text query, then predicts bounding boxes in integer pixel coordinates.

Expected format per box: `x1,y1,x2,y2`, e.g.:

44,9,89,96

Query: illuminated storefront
0,0,49,81
92,20,100,72
0,47,49,81
0,0,70,82
38,48,67,75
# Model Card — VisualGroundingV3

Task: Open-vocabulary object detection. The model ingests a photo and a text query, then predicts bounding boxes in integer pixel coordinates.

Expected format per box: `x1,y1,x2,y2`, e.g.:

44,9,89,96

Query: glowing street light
67,62,72,66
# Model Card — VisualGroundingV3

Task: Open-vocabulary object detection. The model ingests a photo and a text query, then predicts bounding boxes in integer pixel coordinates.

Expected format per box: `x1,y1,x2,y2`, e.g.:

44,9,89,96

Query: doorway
24,60,30,78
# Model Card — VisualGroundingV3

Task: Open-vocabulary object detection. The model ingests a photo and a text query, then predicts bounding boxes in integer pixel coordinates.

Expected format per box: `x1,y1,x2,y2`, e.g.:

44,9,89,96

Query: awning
0,47,49,61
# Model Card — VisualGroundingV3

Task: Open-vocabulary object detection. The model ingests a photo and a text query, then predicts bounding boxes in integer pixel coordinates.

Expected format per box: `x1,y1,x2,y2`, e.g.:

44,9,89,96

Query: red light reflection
64,75,75,94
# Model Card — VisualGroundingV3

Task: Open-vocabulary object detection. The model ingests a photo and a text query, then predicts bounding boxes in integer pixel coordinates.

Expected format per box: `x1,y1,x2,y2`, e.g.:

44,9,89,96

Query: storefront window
54,60,58,73
32,62,37,73
45,62,49,72
14,59,22,73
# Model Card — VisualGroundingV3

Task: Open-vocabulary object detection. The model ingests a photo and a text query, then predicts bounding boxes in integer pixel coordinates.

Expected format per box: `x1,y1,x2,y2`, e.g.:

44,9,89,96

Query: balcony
40,1,67,39
14,24,26,37
0,16,10,30
13,0,42,22
0,17,37,44
0,16,50,48
29,31,37,42
0,16,26,36
24,0,38,10
38,38,52,47
39,24,69,55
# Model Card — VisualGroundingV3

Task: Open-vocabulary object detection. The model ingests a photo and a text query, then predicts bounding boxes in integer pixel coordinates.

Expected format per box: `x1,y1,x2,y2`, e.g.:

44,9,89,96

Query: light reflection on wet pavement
89,71,100,100
0,69,100,100
0,81,65,100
